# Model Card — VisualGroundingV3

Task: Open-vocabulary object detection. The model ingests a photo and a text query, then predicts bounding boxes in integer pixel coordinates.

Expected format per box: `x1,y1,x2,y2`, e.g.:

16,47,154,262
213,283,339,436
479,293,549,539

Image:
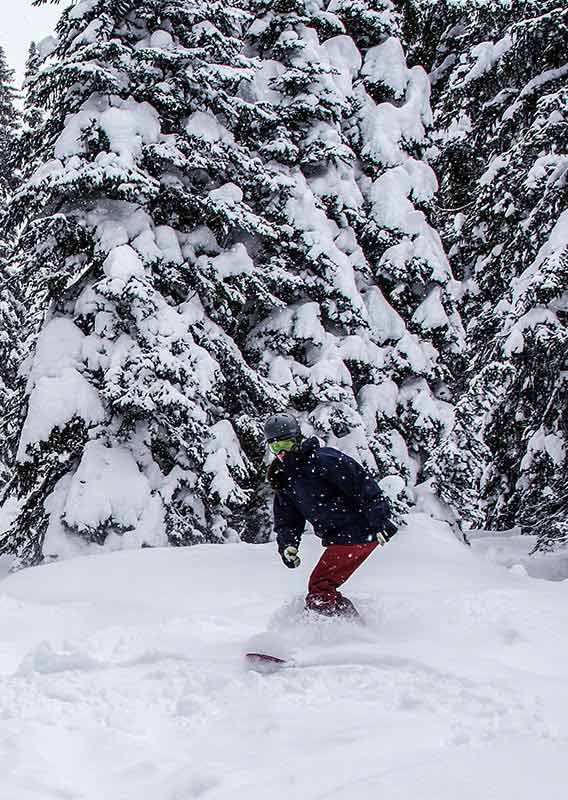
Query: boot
334,594,361,620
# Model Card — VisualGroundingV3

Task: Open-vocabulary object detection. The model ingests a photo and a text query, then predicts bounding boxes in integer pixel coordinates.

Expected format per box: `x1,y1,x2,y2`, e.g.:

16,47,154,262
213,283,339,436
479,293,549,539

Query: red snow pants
305,542,378,615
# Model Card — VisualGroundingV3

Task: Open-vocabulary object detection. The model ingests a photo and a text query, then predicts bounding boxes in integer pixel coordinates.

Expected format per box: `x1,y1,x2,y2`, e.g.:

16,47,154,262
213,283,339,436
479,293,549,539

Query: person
264,412,397,619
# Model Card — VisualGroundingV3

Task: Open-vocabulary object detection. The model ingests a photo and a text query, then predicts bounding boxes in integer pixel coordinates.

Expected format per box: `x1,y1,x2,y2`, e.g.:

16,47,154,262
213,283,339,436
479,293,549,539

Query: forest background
0,0,565,569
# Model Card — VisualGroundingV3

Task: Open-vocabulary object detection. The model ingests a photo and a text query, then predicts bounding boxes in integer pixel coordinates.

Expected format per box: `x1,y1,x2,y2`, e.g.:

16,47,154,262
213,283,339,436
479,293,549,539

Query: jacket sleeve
273,492,306,553
316,450,396,536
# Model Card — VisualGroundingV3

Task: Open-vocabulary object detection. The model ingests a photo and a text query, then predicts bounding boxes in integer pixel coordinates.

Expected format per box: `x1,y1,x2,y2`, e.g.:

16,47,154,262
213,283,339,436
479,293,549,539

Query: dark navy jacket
272,438,396,551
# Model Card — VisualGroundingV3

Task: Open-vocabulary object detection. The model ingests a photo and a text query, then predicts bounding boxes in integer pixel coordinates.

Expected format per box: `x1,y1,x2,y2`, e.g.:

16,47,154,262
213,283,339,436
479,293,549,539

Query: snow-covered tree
0,47,22,487
417,1,568,546
0,0,290,566
0,43,20,281
0,46,20,208
1,0,468,567
16,42,45,173
243,0,464,513
0,281,24,487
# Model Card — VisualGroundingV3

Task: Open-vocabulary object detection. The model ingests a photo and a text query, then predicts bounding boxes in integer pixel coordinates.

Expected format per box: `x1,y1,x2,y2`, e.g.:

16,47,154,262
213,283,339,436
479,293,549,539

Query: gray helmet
264,413,301,442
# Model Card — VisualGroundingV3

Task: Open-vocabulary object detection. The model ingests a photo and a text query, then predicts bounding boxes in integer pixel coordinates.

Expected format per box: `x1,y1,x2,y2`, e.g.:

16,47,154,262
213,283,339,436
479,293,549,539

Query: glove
280,545,301,569
376,521,397,545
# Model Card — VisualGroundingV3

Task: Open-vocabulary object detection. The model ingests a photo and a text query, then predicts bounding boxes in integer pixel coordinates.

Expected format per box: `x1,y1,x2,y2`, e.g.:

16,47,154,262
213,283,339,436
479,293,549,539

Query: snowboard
245,652,291,673
244,595,370,673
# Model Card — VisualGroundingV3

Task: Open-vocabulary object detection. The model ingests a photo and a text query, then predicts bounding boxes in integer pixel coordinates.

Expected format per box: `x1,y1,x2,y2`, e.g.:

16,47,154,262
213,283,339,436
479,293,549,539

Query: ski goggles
268,438,297,455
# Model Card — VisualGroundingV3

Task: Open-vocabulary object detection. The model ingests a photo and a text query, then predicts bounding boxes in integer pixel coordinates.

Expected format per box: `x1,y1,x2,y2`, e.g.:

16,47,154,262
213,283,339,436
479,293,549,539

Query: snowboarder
264,413,397,619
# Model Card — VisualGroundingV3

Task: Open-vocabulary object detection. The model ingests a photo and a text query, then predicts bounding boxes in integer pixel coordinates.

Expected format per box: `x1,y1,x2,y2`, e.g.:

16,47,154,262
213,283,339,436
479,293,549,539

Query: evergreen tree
416,1,568,547
18,42,45,171
24,41,40,99
0,47,22,488
0,46,20,207
0,44,20,276
0,279,26,489
1,0,466,568
1,0,287,566
243,0,465,513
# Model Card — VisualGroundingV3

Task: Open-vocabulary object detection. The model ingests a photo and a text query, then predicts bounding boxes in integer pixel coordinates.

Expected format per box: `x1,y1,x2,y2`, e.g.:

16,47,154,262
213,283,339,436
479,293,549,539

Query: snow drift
1,514,567,799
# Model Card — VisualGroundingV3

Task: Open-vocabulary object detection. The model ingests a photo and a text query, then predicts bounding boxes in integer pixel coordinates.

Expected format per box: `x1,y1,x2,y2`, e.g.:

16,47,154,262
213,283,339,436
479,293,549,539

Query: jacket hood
266,436,319,491
297,436,320,456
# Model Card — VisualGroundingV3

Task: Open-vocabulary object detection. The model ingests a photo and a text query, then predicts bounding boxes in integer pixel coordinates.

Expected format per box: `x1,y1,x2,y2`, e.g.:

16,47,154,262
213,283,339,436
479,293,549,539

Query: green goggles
268,438,297,455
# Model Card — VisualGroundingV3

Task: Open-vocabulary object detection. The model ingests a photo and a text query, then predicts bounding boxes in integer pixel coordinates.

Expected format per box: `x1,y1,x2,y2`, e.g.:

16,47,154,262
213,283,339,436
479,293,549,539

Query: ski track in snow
1,514,567,799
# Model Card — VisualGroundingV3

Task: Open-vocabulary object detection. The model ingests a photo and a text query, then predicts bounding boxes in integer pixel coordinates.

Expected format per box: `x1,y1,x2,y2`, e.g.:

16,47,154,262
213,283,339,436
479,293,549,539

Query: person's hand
376,521,397,545
280,545,301,569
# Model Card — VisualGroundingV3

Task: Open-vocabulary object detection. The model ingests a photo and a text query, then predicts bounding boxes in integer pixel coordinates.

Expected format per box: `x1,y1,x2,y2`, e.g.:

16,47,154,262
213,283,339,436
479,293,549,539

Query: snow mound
1,515,567,799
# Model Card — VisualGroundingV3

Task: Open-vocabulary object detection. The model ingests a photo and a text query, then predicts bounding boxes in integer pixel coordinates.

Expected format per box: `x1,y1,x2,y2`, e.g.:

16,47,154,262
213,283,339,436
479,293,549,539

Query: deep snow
1,515,567,799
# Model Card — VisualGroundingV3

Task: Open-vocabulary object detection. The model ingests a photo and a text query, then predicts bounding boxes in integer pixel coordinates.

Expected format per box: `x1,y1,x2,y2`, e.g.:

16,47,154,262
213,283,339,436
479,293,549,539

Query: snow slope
1,515,567,799
469,530,568,583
